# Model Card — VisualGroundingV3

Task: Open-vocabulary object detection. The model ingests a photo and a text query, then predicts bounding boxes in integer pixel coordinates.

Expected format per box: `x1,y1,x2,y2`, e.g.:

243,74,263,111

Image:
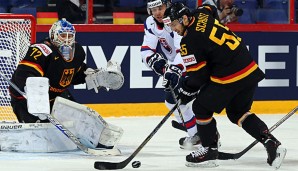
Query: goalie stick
218,106,298,160
0,72,120,156
94,100,181,170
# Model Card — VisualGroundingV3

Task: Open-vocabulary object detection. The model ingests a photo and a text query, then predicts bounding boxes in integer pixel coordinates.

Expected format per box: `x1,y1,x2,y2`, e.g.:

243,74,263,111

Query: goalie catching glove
162,64,183,91
146,53,167,76
85,60,124,93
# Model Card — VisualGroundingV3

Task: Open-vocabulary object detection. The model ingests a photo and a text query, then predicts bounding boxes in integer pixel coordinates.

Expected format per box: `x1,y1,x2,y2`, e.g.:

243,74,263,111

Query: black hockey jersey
10,38,87,100
181,5,265,90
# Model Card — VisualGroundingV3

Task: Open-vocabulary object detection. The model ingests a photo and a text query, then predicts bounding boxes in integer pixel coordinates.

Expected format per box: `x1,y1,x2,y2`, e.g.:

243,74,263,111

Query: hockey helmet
163,2,190,25
49,18,76,48
49,18,76,60
147,0,171,15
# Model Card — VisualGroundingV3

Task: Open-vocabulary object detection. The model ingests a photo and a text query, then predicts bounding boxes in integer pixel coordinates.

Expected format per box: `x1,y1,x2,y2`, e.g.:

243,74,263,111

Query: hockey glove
85,68,102,93
162,64,183,91
177,82,198,104
84,61,124,93
146,53,167,76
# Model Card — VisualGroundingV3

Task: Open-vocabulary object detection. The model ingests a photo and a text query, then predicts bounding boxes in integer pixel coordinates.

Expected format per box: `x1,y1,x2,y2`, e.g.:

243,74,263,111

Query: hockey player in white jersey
140,0,200,149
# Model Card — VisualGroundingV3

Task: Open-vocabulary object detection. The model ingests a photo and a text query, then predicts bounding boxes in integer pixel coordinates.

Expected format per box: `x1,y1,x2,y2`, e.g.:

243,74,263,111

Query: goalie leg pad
98,123,124,148
0,122,78,152
52,97,123,149
25,77,50,120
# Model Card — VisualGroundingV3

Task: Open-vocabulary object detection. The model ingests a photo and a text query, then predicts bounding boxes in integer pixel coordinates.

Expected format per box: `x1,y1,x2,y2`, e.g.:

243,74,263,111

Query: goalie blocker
0,96,123,153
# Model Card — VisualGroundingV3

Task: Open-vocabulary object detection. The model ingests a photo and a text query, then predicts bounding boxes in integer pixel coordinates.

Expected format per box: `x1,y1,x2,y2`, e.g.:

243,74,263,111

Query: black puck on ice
132,161,141,168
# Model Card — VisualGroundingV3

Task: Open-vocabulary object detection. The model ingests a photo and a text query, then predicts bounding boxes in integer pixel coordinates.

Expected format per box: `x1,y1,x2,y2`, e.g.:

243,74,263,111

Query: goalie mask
49,18,76,60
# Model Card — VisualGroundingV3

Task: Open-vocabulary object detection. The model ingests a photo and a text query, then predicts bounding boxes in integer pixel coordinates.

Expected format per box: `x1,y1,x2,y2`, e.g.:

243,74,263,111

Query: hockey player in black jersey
162,2,286,169
9,18,124,123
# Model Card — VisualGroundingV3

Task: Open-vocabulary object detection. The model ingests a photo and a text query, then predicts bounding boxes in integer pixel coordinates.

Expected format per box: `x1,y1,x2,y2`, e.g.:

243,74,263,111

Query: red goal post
0,14,36,122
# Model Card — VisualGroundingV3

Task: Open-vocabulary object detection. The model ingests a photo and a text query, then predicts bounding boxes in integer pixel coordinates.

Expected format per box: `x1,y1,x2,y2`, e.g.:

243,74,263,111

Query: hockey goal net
0,14,36,122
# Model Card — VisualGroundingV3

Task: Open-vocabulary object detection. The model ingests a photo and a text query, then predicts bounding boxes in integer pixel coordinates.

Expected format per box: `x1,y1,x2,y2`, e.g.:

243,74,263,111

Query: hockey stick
94,100,181,170
169,86,186,127
218,106,298,160
0,72,120,156
171,120,187,132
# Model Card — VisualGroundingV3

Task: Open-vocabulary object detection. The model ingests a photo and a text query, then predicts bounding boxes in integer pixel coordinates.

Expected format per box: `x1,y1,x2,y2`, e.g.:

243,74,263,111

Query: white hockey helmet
147,0,171,15
49,18,76,48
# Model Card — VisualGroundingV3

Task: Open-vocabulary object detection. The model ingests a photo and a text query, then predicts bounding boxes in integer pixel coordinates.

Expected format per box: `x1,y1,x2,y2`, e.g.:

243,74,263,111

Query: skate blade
218,140,222,149
272,147,287,170
181,141,221,150
180,144,203,150
185,160,218,168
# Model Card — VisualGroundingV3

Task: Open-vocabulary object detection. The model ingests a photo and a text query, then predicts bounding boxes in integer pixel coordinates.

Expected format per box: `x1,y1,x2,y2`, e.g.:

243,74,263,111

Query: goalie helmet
49,18,76,60
147,0,171,15
163,2,190,25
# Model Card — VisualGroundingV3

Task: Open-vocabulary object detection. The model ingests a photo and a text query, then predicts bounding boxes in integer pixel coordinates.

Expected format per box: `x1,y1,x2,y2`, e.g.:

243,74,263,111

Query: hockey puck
132,161,141,168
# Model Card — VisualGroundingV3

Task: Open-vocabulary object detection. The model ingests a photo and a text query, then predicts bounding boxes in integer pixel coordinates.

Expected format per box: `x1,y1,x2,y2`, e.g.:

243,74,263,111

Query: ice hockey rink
0,114,297,171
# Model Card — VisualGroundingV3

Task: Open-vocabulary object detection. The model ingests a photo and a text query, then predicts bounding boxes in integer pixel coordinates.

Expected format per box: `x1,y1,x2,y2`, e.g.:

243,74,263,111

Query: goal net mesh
0,15,35,122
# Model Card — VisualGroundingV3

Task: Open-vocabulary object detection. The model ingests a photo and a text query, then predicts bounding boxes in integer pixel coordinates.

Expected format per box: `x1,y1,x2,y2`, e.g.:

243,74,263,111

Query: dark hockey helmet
147,0,171,15
163,2,190,25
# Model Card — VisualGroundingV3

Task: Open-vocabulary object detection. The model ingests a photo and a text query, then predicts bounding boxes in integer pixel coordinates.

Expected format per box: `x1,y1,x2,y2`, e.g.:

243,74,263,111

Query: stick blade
94,161,124,170
171,120,187,132
218,152,239,160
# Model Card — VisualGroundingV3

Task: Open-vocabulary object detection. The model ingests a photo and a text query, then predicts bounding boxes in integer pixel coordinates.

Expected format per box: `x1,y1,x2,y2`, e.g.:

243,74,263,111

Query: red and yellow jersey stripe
210,61,258,84
19,60,44,76
186,61,207,72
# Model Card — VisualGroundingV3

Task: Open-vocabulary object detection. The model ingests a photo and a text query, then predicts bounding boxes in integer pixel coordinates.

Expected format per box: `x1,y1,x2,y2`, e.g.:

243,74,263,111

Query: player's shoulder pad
30,43,52,57
144,16,155,31
200,4,219,20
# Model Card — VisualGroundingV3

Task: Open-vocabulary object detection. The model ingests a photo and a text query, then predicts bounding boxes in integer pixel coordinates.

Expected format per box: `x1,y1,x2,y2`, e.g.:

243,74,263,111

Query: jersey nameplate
182,55,197,66
31,44,52,56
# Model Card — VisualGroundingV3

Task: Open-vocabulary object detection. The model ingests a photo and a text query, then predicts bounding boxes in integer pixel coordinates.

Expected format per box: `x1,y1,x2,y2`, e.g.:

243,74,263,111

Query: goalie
7,19,124,151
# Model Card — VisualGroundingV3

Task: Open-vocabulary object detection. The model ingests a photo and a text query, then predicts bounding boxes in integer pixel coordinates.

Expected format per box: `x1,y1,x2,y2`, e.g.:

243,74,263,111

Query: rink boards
34,25,298,116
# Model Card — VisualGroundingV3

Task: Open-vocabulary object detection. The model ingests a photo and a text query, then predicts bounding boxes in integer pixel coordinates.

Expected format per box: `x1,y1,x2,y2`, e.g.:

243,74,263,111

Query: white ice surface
0,114,297,171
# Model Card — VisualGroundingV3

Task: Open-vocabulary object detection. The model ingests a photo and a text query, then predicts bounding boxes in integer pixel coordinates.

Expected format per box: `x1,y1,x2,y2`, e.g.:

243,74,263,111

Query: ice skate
185,146,219,168
179,135,202,150
262,134,286,169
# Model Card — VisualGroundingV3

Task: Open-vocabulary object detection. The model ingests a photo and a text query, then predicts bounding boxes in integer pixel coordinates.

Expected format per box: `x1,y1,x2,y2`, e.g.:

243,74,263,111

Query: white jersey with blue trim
140,16,185,71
